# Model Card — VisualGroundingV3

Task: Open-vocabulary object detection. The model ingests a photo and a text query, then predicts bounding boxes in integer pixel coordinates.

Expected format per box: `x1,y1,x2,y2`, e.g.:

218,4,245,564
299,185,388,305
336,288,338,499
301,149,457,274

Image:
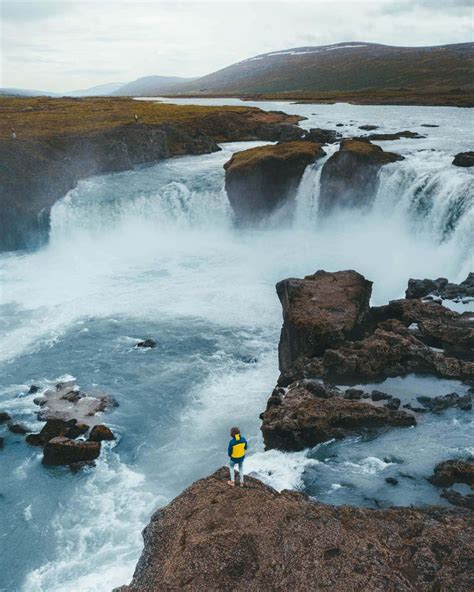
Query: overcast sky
1,0,472,92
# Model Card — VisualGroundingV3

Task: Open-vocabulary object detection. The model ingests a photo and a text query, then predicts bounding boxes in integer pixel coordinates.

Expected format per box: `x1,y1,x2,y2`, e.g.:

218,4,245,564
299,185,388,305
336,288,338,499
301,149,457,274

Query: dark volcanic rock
42,436,101,466
384,397,401,410
89,424,115,442
319,139,403,214
8,422,29,435
118,468,473,592
428,459,474,487
440,490,474,510
304,128,341,144
26,418,88,446
453,151,474,167
28,385,40,394
0,411,11,423
358,124,379,131
136,338,156,348
276,270,372,372
360,130,425,141
371,390,392,401
224,141,325,224
417,392,472,412
260,384,415,451
406,274,474,300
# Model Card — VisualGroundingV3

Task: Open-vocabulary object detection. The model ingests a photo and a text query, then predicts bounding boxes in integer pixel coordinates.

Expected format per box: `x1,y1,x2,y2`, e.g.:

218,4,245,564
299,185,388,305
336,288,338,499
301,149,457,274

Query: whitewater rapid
0,102,473,592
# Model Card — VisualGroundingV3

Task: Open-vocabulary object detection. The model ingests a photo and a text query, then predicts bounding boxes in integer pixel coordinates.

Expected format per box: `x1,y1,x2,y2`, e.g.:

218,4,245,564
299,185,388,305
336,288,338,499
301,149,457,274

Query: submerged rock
276,269,372,372
8,422,29,435
118,467,473,592
453,151,474,167
224,141,325,225
359,130,425,141
42,437,101,466
28,385,40,394
358,124,379,131
260,383,415,451
0,411,11,423
318,139,402,214
136,338,157,348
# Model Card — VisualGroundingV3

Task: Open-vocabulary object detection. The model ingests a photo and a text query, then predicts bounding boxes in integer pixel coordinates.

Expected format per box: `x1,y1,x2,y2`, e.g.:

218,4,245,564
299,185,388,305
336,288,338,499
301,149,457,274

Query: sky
0,0,472,92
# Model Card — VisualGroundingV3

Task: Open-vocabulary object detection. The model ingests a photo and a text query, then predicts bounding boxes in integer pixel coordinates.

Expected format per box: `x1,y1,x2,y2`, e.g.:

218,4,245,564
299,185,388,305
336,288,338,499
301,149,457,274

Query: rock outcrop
0,107,301,251
359,130,424,141
260,383,415,451
318,139,402,214
428,459,474,487
453,151,474,167
275,271,474,386
42,437,101,466
25,380,116,467
429,459,474,510
406,273,474,300
276,269,372,372
224,141,325,224
303,128,341,144
118,468,473,592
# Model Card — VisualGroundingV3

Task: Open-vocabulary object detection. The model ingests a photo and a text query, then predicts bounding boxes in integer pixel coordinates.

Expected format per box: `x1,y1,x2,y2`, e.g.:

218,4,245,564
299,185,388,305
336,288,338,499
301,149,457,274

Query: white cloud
0,0,471,93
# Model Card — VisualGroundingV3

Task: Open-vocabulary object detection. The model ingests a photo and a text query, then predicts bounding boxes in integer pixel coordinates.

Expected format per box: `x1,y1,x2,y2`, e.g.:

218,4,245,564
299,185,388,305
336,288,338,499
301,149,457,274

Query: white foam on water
22,450,159,592
246,449,318,492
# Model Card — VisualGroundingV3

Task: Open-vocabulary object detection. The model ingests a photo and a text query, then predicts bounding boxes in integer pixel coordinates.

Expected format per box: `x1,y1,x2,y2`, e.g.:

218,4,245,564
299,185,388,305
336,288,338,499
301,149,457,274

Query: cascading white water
0,102,473,592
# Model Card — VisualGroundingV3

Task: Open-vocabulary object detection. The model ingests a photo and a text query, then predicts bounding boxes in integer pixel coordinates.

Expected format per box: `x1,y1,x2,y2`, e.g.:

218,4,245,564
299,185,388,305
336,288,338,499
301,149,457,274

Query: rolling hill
113,75,197,96
173,42,473,96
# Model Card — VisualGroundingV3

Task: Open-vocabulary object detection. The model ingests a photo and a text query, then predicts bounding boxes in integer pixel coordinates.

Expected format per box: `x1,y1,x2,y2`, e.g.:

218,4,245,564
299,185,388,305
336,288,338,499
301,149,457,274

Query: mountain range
1,42,472,100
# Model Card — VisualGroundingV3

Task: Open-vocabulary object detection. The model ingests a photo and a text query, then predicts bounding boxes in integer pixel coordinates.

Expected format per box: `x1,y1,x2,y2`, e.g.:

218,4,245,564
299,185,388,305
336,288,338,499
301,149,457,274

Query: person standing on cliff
227,426,248,487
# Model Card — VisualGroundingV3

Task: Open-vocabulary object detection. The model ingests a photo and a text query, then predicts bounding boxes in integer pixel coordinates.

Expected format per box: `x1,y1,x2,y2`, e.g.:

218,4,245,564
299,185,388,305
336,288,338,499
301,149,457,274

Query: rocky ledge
262,270,473,452
224,141,325,224
0,103,301,251
118,468,473,592
318,139,403,215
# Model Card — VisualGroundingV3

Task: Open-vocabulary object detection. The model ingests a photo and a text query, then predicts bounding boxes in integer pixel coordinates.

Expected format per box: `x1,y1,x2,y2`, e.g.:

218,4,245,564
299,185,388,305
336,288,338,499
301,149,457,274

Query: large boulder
304,128,341,144
453,152,474,167
117,468,473,592
260,383,415,451
428,459,474,487
319,139,402,214
276,270,372,372
224,141,325,224
42,436,101,466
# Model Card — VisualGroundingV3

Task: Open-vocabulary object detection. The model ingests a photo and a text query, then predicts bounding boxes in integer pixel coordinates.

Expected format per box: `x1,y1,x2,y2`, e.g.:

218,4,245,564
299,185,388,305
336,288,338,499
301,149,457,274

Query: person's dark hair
230,426,240,438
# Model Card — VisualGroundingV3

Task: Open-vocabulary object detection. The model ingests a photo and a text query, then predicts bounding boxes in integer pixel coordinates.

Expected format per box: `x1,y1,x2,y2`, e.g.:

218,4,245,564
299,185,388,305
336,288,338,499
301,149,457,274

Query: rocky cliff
0,100,301,251
319,139,402,214
118,468,473,592
224,141,325,224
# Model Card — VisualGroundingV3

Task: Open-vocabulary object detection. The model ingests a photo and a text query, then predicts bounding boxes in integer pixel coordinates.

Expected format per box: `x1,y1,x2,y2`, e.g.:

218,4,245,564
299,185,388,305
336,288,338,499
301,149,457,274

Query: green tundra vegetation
0,96,297,141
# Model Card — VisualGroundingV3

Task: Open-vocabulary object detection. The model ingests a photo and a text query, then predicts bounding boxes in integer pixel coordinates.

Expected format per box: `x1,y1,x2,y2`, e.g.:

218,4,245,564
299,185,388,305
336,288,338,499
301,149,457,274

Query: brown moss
0,96,301,141
224,140,324,173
